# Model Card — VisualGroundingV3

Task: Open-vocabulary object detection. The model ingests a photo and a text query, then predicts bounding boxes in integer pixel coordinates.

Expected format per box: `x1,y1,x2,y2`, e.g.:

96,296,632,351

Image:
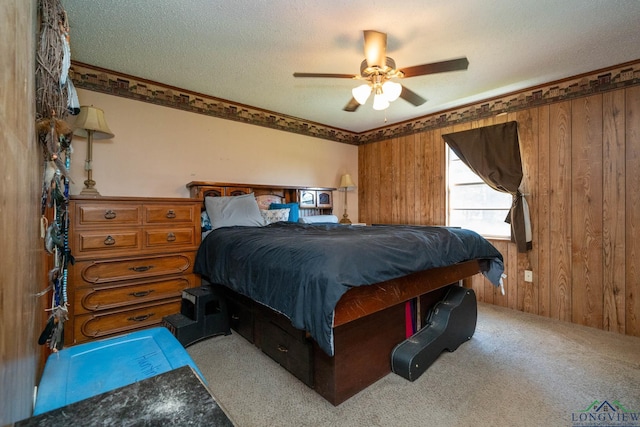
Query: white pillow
298,215,339,224
260,208,290,224
204,193,265,230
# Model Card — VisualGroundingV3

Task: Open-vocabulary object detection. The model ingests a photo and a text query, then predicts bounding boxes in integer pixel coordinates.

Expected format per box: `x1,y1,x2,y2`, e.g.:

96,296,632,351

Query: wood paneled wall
1,1,42,424
358,86,640,337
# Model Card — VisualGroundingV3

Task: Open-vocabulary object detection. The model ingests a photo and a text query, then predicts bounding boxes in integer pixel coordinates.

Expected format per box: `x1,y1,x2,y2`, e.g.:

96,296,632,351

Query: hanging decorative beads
35,0,76,351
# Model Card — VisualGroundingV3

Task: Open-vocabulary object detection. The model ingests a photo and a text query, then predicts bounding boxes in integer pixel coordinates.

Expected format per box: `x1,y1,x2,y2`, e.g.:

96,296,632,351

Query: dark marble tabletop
16,365,235,426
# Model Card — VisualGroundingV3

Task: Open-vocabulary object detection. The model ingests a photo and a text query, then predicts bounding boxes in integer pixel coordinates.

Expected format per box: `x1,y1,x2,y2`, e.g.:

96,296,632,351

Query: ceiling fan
293,30,469,112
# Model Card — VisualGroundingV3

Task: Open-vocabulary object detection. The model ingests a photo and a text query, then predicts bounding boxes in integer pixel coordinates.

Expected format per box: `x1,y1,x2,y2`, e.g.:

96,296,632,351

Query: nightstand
65,196,201,345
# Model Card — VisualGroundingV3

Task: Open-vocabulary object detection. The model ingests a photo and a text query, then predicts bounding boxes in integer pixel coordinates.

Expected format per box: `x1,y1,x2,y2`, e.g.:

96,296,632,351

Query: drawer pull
277,344,289,353
166,210,176,219
128,313,154,322
166,232,176,242
104,235,116,246
104,210,117,219
129,265,154,272
129,290,154,298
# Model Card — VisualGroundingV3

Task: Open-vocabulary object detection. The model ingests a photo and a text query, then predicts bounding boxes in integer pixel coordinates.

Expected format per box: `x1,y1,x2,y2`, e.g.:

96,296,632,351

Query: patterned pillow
260,208,290,224
201,211,212,232
256,194,283,210
269,202,299,223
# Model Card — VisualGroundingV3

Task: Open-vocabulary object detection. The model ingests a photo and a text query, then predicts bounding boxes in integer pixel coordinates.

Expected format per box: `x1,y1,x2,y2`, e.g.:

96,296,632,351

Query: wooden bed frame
187,181,490,405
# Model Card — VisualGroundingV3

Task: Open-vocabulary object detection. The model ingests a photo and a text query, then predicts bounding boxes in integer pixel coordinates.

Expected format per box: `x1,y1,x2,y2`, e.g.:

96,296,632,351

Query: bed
187,181,504,405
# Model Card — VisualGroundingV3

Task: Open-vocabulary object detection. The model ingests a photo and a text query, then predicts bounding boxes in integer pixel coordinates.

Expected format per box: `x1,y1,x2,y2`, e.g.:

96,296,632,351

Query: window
447,148,512,238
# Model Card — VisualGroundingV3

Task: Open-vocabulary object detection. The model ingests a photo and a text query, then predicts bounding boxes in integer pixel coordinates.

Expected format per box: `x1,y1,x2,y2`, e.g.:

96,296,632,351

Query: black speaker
162,285,230,347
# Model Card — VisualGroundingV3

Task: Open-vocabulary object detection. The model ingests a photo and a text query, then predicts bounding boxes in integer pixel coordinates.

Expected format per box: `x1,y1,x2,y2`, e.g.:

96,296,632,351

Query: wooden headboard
186,181,336,217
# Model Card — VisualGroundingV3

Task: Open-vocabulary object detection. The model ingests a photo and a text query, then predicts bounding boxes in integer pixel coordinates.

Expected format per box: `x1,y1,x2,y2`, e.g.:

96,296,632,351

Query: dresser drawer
75,230,141,255
74,274,198,314
144,228,196,249
76,204,141,226
73,252,196,285
144,204,197,224
73,299,181,344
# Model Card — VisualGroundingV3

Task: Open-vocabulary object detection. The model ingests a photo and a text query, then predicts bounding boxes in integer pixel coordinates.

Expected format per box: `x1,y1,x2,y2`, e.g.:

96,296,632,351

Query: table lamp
73,106,114,196
339,174,356,224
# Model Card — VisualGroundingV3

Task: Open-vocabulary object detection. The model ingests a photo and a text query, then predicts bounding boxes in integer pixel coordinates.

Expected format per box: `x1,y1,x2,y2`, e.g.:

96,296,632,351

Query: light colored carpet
187,302,640,427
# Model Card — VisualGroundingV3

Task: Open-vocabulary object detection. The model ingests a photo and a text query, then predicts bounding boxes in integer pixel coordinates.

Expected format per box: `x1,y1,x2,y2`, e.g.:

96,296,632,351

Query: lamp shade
352,84,372,105
372,93,390,111
339,174,356,189
382,80,402,102
73,106,114,139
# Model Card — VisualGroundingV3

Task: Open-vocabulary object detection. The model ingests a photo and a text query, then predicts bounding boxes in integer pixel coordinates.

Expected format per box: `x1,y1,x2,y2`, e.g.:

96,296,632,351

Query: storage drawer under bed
220,287,255,344
217,285,314,387
256,307,314,387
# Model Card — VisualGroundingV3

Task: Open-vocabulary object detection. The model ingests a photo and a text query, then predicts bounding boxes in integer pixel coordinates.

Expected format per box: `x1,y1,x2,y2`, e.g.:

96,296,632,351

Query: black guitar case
391,286,477,381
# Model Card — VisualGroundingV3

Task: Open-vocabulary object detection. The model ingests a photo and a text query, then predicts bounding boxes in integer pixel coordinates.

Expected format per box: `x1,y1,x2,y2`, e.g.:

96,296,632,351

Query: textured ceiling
60,0,640,133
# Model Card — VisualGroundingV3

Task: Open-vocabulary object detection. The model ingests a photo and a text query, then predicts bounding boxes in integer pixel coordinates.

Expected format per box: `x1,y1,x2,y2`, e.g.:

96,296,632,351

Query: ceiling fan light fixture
293,30,467,113
372,92,390,110
382,80,402,102
352,84,372,105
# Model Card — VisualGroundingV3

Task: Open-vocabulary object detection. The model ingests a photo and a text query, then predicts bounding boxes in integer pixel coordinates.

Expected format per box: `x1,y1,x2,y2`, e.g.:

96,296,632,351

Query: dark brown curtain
442,121,532,252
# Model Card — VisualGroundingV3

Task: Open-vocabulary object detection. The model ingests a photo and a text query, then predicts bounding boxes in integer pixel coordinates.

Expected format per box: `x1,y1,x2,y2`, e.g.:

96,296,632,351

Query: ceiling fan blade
293,72,356,78
399,85,427,106
343,97,361,112
363,30,387,68
400,57,469,78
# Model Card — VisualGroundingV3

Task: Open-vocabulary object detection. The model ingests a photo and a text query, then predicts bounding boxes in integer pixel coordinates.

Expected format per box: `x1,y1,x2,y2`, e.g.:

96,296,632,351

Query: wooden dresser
66,196,202,346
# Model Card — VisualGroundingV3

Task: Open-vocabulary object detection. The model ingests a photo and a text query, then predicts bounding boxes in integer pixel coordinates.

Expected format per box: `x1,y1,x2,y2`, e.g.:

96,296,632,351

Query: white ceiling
61,0,640,133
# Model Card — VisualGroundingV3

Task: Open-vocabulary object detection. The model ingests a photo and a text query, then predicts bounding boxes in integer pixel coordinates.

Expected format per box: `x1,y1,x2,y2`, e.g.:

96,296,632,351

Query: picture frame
316,190,332,208
299,190,316,208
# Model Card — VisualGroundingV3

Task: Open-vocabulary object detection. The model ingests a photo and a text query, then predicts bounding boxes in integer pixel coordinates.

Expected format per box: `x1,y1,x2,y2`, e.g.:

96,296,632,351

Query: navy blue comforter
194,223,504,356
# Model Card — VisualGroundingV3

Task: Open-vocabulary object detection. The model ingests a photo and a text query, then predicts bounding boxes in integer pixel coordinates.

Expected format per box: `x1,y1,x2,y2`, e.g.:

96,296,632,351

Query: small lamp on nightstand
73,106,115,196
338,174,356,224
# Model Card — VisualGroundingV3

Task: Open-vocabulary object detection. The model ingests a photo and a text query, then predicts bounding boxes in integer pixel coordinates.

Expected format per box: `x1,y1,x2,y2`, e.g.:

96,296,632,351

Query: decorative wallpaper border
69,62,358,145
71,59,640,146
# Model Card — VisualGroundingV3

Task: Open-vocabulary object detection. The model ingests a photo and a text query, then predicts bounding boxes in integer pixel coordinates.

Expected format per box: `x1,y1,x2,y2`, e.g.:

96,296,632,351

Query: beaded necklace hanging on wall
35,0,80,351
